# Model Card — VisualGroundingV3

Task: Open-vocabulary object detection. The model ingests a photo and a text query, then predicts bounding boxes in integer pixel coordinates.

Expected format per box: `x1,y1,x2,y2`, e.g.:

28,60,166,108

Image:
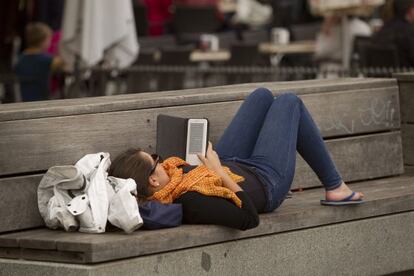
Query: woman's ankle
326,181,346,193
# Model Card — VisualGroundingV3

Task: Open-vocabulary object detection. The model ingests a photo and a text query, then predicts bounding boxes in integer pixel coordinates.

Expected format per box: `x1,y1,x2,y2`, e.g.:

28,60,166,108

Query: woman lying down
109,88,364,231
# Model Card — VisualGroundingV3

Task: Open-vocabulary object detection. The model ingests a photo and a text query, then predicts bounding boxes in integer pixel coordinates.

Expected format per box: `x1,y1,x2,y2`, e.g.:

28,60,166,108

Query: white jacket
38,153,143,234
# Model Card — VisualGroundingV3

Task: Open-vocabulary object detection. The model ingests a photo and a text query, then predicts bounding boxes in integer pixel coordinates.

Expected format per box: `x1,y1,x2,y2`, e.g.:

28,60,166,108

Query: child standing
15,22,63,101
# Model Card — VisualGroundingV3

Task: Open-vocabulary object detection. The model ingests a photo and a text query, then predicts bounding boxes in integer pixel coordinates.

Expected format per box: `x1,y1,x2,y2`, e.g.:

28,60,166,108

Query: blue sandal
320,191,364,206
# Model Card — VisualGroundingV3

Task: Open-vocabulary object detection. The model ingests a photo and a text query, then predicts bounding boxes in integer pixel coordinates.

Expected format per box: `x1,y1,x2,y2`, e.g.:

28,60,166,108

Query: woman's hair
25,22,52,48
108,148,153,200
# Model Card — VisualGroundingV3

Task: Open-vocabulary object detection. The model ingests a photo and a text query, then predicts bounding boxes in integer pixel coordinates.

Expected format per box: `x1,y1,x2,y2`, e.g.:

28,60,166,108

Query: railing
1,66,413,102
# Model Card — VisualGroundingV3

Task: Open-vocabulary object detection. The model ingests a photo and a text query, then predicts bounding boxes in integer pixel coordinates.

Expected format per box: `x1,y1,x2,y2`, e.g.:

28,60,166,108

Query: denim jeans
216,88,343,212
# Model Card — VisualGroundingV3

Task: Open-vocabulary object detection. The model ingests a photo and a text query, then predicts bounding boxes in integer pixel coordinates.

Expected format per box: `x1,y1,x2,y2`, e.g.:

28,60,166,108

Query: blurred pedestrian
14,22,64,101
373,0,414,66
142,0,174,36
314,15,372,73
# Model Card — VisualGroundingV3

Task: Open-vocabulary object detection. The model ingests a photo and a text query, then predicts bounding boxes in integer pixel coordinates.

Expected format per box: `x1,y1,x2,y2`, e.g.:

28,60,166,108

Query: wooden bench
0,78,413,275
395,73,414,173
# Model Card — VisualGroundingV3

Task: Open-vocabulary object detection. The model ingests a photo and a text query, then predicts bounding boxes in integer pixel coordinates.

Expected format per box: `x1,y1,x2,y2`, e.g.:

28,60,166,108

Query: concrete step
0,174,413,265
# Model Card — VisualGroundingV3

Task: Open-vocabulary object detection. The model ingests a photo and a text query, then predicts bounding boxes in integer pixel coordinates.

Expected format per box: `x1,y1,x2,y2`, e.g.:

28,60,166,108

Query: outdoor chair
172,5,222,44
126,49,159,93
133,3,148,37
351,35,372,69
359,43,400,77
290,22,322,41
226,43,267,84
158,46,194,90
241,29,269,44
216,31,239,49
139,35,177,51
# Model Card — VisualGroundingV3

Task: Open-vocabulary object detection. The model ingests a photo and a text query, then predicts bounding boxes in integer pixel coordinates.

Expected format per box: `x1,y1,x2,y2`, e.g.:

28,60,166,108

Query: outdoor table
259,41,316,66
189,49,231,87
190,50,231,62
259,41,316,54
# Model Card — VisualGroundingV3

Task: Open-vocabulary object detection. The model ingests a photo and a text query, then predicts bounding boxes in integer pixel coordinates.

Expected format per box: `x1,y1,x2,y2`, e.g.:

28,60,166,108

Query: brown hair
108,148,153,200
25,22,52,48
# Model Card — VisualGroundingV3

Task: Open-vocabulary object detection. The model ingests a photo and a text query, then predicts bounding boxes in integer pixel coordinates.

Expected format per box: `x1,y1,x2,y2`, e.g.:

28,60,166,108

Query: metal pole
341,15,350,69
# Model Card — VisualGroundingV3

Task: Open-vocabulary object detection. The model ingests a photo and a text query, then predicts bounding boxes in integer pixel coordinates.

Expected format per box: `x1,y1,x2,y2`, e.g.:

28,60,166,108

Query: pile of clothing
38,152,185,233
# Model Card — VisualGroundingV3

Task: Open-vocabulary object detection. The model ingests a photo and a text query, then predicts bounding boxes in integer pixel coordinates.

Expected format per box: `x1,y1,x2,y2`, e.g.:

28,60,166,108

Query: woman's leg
216,88,274,159
249,93,361,210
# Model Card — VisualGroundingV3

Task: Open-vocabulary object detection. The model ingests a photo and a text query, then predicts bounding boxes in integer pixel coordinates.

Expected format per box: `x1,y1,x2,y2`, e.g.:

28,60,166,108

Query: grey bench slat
394,72,414,82
0,175,43,233
294,131,403,189
0,248,85,264
0,175,413,264
394,72,414,171
0,79,396,122
396,77,414,123
403,124,414,165
0,86,400,176
0,131,403,233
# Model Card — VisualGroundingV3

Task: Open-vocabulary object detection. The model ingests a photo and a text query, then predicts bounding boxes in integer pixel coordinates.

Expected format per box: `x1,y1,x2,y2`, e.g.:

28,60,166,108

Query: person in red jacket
141,0,173,36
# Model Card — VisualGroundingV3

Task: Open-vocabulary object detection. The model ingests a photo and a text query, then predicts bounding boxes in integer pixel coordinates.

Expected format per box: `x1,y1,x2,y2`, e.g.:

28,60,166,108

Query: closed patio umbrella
60,0,139,71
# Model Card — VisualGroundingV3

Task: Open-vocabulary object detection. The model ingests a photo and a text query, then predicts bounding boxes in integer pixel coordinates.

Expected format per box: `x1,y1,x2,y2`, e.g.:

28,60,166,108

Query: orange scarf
149,157,245,207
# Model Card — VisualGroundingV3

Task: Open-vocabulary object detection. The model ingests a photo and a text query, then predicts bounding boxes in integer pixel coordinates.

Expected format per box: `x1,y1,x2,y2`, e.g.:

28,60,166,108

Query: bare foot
325,182,364,202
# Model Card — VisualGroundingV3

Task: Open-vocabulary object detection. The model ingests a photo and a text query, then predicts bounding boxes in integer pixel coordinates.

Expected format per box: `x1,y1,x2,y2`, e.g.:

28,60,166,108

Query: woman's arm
175,190,259,230
198,142,242,193
185,142,259,230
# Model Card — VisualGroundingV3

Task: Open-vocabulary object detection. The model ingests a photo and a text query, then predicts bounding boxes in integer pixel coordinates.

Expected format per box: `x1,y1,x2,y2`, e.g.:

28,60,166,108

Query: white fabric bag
74,152,111,233
38,152,143,234
107,177,143,233
38,166,84,231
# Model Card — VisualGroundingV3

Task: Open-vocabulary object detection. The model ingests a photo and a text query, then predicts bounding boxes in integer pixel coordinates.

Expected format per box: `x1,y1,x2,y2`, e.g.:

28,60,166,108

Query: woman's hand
198,142,242,193
197,142,225,176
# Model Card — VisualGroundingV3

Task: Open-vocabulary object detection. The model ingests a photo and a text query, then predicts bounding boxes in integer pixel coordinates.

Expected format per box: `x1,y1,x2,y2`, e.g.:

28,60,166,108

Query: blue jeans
216,88,343,212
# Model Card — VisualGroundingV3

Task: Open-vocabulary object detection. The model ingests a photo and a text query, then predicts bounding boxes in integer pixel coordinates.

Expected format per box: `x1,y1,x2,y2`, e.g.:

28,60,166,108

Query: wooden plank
0,175,412,263
0,87,400,176
298,86,400,137
405,165,414,175
394,72,414,82
0,247,85,263
0,229,49,248
0,175,44,233
293,132,404,189
402,124,414,165
0,132,403,233
0,79,397,121
50,178,414,263
397,80,414,123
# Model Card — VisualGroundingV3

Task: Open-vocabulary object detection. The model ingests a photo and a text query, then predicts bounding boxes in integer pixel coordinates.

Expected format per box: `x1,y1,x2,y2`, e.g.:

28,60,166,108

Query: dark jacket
373,18,414,67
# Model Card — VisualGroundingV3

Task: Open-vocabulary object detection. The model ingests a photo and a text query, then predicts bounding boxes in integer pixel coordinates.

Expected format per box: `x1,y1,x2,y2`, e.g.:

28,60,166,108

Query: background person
373,0,414,67
314,15,372,74
14,22,63,101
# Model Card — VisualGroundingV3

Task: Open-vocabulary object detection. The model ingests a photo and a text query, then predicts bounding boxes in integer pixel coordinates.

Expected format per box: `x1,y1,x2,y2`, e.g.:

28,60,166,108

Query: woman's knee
249,87,274,102
276,92,302,105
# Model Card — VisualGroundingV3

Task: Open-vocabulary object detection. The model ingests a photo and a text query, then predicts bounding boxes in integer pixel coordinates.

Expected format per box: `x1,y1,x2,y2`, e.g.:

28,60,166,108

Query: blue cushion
139,201,183,230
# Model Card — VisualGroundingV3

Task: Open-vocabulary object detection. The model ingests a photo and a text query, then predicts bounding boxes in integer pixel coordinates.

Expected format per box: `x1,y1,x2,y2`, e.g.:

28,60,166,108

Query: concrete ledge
1,211,413,276
0,175,413,264
0,78,396,122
